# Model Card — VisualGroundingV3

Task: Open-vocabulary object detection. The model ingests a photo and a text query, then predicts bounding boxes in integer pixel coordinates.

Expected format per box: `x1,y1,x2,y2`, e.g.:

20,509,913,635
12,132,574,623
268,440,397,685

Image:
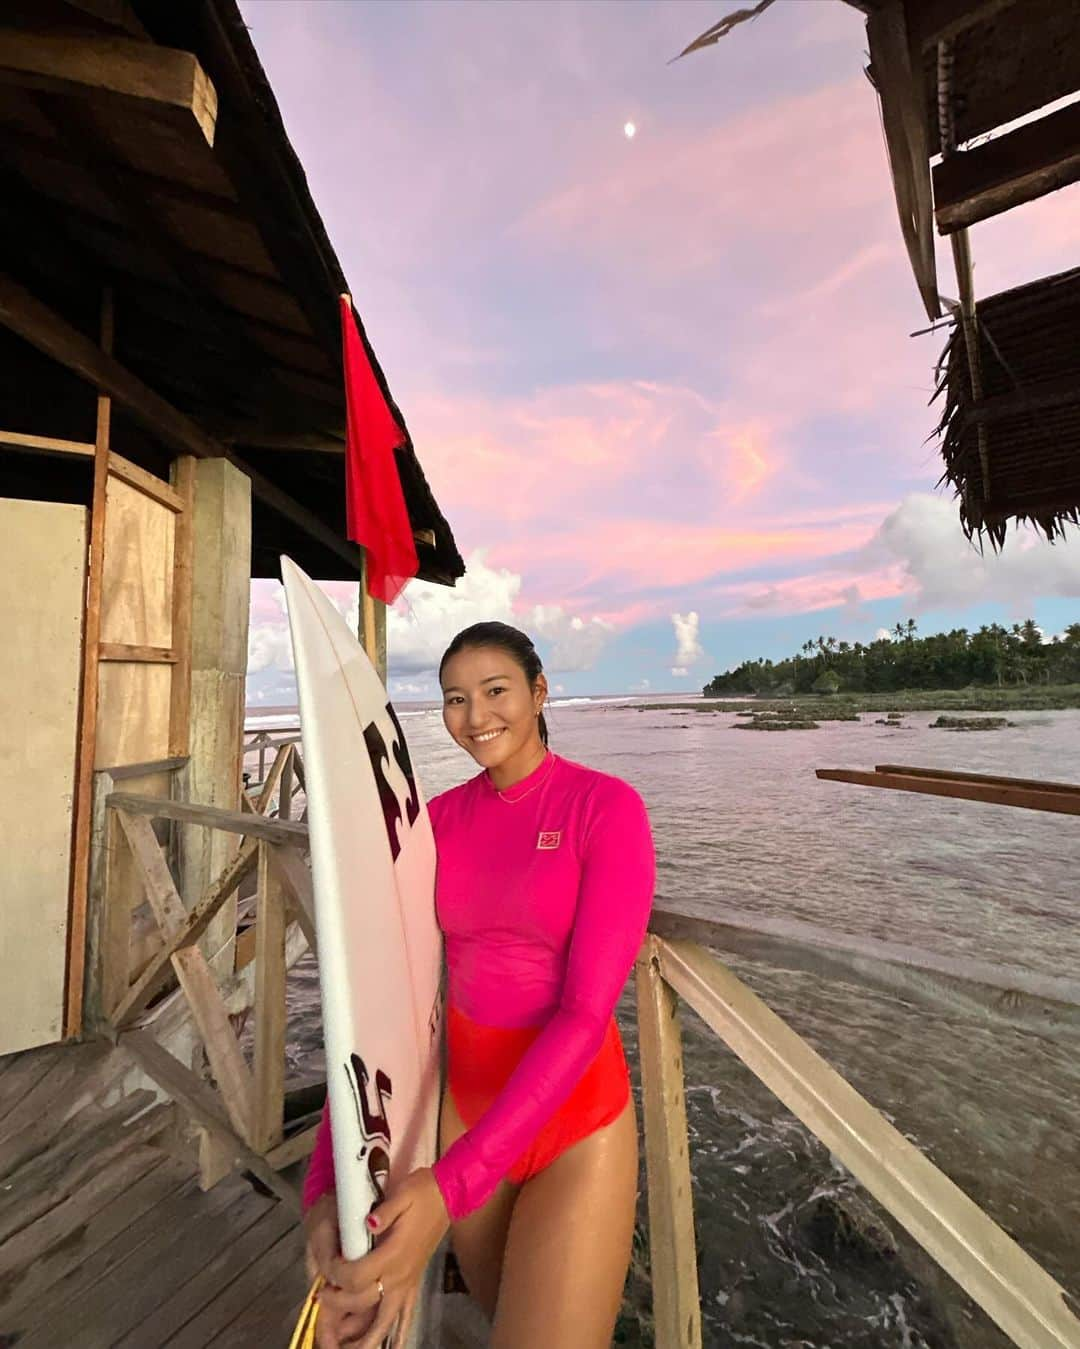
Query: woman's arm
430,777,655,1221
302,1100,335,1211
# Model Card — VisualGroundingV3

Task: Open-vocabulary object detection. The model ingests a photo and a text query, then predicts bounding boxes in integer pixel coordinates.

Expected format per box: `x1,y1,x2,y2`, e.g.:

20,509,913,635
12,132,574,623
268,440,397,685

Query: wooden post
359,553,379,670
635,936,702,1349
252,842,287,1154
168,455,195,758
278,747,294,821
66,285,113,1038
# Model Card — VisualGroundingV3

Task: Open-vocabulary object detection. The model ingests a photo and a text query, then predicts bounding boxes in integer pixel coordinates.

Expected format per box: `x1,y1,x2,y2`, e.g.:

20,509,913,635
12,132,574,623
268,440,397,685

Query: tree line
703,621,1080,696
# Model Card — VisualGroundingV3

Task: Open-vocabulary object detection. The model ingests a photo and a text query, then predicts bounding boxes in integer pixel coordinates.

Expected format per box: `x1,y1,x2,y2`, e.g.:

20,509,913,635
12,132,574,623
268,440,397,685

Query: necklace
494,752,557,804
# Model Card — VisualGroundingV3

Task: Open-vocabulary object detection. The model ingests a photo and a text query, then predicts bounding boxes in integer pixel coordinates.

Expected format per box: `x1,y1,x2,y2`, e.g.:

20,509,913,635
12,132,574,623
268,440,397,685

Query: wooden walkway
0,1039,308,1347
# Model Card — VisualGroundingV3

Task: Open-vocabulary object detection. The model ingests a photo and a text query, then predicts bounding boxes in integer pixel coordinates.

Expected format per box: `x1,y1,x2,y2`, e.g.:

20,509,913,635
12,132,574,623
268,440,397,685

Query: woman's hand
303,1191,374,1348
317,1168,451,1349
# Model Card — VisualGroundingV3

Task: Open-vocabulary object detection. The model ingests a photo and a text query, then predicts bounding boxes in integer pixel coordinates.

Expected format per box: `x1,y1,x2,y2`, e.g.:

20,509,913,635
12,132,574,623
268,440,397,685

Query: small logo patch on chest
536,831,562,850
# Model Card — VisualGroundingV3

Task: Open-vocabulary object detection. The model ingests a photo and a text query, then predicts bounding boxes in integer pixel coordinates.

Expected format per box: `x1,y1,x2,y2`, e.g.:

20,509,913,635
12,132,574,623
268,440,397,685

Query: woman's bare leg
439,1088,519,1320
490,1099,639,1349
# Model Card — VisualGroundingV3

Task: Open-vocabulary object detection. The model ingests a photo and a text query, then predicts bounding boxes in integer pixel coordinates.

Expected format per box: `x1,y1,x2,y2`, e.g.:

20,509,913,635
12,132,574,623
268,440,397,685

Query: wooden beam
107,756,188,780
114,810,188,935
265,1123,320,1172
649,906,1080,1037
635,937,702,1349
168,456,195,758
107,792,309,845
655,938,1080,1349
866,1,940,319
119,1028,299,1208
107,452,185,511
66,285,113,1041
253,845,287,1153
817,767,1080,816
60,0,150,39
98,643,177,664
255,743,293,815
934,100,1080,232
0,32,218,146
0,429,93,458
110,837,258,1027
876,763,1080,796
268,846,317,957
906,0,1020,51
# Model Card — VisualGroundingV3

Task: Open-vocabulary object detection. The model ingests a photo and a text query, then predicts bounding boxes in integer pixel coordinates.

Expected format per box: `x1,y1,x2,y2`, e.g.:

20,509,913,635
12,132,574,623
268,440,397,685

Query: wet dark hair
439,622,549,747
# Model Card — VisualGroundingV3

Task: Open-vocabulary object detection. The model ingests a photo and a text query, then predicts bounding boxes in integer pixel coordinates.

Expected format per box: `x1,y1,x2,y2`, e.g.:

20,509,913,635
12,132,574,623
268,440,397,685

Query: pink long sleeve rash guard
302,752,655,1222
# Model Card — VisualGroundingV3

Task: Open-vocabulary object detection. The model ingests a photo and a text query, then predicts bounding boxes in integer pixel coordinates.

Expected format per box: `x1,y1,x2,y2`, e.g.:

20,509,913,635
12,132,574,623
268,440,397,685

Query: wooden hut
0,0,462,1059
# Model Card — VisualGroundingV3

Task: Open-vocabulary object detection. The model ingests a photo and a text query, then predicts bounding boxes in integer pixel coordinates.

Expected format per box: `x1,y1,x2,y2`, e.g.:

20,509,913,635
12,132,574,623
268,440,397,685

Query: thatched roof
679,0,1080,545
0,0,464,585
935,266,1080,545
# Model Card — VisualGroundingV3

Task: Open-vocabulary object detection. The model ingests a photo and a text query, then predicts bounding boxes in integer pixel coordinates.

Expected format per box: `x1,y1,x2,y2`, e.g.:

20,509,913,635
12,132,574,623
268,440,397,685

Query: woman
303,622,655,1348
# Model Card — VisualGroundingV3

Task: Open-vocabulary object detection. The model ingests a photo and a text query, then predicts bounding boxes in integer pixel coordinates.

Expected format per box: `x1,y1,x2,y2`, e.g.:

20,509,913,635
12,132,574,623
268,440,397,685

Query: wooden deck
0,1039,308,1348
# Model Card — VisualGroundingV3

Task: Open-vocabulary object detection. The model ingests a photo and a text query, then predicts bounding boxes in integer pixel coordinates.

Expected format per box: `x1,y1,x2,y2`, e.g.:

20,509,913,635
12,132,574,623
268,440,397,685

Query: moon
624,121,636,140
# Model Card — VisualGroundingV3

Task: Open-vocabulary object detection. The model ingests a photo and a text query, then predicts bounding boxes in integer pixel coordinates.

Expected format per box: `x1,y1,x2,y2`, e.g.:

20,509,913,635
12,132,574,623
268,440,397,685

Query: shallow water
258,701,1080,1347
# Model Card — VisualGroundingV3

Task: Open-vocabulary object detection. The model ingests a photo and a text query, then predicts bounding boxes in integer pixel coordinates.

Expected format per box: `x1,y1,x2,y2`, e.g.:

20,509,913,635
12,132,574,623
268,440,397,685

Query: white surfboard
281,557,444,1340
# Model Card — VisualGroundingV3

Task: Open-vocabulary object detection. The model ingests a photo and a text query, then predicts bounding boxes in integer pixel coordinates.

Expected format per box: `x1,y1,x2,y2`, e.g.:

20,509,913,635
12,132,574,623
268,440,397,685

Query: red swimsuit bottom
446,1003,631,1187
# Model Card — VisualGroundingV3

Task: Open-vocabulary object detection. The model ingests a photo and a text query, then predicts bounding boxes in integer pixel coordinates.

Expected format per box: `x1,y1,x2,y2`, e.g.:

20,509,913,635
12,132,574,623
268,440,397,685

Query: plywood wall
0,498,86,1054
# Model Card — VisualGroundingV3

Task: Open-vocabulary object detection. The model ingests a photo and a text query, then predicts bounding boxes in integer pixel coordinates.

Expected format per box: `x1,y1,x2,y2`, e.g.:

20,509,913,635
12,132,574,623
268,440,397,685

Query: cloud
872,494,1080,610
672,611,705,669
529,605,613,672
387,551,521,674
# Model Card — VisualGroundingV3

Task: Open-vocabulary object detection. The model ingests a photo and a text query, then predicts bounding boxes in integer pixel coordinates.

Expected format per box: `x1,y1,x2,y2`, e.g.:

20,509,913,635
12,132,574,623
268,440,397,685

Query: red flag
340,294,419,603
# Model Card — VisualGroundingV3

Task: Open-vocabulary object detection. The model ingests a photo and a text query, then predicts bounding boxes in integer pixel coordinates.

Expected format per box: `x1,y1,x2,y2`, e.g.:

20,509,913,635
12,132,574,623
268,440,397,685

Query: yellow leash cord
289,1275,324,1349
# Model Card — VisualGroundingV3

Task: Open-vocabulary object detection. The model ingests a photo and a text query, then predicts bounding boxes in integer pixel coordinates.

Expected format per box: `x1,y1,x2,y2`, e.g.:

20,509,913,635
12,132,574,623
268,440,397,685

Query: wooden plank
270,845,317,955
16,1176,266,1349
54,1187,278,1348
177,1225,306,1349
0,1149,179,1321
107,450,184,511
906,0,1020,50
255,742,293,815
252,845,287,1154
866,1,940,319
7,1170,240,1338
0,32,218,146
648,907,1080,1037
65,286,113,1040
817,767,1080,816
108,791,309,844
278,747,294,821
655,937,1080,1349
101,806,133,1016
115,809,187,935
876,763,1080,796
114,1187,299,1348
98,642,178,663
634,937,701,1349
0,1100,173,1247
111,837,259,1027
171,945,255,1143
0,1040,110,1148
0,427,93,457
119,1029,300,1207
108,755,188,780
265,1123,320,1171
934,99,1080,232
169,455,196,758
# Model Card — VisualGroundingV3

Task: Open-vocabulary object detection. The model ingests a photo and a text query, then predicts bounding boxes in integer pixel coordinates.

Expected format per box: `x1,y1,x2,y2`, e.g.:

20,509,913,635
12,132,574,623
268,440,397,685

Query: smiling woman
302,619,656,1348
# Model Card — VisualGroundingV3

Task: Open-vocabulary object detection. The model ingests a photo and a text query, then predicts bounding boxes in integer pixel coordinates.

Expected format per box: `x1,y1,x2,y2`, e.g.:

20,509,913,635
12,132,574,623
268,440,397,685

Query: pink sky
240,0,1080,696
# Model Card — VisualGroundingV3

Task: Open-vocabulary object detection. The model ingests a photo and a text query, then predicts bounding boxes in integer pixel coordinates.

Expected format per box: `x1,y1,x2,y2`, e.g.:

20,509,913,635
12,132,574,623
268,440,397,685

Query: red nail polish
367,1214,379,1230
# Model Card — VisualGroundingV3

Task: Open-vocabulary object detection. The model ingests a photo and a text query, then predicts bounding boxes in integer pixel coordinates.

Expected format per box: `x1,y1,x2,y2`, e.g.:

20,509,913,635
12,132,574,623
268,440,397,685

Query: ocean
247,695,1080,1348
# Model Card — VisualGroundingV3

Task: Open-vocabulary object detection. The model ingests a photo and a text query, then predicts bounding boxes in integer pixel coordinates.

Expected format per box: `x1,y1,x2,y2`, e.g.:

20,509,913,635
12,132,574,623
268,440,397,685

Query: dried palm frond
673,0,779,61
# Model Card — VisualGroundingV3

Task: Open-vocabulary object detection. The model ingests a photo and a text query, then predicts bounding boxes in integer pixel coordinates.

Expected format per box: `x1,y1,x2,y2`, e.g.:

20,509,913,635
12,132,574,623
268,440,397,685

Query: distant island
699,620,1080,712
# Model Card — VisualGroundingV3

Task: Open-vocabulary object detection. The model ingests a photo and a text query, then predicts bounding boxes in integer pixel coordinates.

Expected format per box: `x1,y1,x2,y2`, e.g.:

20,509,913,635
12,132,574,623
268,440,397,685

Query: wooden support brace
114,809,255,1142
817,767,1080,817
269,846,317,956
654,938,1080,1349
120,1029,299,1208
111,835,258,1026
98,643,177,663
252,844,287,1154
255,742,294,815
107,792,309,844
0,428,93,457
635,936,702,1349
107,452,184,511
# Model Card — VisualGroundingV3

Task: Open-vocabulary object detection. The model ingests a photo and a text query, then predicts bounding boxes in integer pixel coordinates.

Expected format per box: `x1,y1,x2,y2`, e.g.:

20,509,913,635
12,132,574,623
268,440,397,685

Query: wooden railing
635,911,1080,1349
94,742,316,1205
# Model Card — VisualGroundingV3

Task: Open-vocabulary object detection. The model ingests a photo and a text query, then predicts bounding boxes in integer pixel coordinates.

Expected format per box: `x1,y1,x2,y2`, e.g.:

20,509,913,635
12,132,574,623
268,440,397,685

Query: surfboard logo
346,1053,393,1207
362,701,421,862
537,831,562,850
